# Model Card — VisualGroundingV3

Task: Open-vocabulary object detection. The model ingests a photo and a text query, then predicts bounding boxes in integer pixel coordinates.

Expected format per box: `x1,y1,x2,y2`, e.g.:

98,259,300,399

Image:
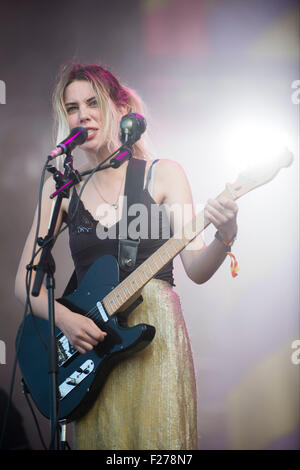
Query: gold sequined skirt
74,279,198,450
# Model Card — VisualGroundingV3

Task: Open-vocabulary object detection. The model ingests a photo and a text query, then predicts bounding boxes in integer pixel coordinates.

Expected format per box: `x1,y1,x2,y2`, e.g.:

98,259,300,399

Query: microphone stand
31,151,81,450
30,143,132,450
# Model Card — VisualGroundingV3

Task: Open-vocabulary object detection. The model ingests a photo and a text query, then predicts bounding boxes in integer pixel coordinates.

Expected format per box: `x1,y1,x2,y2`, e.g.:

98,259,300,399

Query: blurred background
0,0,299,450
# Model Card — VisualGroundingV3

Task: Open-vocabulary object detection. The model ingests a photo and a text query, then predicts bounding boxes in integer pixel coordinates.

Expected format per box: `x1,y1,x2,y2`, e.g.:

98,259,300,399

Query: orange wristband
215,231,239,278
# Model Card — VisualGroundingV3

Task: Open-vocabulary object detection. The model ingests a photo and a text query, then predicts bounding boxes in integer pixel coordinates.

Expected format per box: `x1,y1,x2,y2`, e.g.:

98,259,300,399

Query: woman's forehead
64,80,95,102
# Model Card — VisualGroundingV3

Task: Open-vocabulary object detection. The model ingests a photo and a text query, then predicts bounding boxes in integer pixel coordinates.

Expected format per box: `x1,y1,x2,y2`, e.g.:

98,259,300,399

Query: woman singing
15,63,238,450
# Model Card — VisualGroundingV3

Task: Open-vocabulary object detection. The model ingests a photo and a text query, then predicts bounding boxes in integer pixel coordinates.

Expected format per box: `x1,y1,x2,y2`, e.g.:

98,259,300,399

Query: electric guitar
16,148,293,421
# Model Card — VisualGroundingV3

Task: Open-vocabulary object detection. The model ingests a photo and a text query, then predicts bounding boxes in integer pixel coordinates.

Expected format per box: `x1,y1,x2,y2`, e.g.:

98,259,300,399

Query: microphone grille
71,127,88,145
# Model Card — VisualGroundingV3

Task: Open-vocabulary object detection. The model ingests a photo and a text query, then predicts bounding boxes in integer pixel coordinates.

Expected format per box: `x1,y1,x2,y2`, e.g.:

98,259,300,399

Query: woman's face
64,80,103,153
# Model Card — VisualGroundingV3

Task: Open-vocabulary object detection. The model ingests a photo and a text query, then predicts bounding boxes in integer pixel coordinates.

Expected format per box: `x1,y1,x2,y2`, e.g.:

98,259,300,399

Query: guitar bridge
59,359,94,400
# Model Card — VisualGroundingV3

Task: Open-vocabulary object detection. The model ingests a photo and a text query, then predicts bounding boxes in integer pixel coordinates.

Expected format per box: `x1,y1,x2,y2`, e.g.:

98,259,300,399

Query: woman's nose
79,106,90,123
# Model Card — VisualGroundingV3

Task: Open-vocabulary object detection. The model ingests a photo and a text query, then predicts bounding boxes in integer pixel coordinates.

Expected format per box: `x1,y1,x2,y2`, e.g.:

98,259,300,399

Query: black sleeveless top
67,158,175,288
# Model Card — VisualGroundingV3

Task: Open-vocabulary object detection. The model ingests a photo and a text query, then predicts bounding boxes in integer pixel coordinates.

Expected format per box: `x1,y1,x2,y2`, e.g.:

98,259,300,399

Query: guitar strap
117,157,160,272
117,157,146,273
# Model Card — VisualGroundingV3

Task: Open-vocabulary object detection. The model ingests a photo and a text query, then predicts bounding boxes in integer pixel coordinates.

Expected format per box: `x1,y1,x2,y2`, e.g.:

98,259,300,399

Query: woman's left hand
204,196,238,243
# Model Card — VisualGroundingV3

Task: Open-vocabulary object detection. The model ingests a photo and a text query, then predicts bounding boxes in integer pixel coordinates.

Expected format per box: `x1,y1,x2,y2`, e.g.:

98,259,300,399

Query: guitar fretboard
102,209,213,316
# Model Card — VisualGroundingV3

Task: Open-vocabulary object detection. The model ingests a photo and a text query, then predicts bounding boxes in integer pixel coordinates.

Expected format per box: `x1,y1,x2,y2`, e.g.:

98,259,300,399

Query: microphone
109,113,146,169
120,113,146,146
49,127,88,159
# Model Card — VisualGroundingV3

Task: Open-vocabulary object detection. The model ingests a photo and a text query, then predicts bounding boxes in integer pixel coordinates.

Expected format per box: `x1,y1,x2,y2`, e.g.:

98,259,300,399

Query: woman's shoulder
147,156,184,171
146,158,189,204
150,158,187,184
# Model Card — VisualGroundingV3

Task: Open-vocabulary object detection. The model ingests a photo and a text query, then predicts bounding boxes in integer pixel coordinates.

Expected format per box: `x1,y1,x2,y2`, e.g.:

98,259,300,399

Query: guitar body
16,255,156,421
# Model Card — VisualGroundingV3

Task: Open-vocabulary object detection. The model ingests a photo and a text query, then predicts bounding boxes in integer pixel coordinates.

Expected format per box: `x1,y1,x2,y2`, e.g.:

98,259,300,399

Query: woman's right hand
56,309,107,355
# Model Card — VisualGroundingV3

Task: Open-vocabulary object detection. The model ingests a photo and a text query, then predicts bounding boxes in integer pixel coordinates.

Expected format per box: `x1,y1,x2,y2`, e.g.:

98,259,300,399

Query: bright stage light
222,119,292,174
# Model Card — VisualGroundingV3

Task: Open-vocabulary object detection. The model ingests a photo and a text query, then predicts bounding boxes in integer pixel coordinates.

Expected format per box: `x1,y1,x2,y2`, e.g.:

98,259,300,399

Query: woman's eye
89,99,98,106
65,100,97,113
66,106,77,113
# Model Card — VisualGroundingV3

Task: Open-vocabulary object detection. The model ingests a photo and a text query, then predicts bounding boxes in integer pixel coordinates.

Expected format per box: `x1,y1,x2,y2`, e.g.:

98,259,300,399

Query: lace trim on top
69,194,96,235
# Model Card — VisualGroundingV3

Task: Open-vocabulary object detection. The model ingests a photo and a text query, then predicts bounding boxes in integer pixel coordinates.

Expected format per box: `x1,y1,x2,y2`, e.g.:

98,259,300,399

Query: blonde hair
52,62,152,168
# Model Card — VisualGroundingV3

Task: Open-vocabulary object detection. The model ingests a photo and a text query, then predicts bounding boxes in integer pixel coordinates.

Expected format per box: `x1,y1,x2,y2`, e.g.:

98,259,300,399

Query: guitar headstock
226,147,294,200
